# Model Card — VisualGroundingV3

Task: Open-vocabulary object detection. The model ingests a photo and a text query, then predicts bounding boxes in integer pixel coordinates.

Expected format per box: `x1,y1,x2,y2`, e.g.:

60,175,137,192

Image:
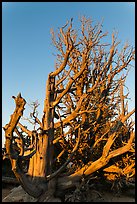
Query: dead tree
3,17,135,200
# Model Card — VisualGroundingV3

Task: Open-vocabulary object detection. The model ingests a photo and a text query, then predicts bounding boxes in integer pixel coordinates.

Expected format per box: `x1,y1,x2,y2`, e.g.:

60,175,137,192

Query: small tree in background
3,17,135,201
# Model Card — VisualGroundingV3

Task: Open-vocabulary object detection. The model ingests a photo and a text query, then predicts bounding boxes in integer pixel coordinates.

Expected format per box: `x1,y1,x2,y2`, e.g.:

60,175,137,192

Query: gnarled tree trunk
3,16,135,201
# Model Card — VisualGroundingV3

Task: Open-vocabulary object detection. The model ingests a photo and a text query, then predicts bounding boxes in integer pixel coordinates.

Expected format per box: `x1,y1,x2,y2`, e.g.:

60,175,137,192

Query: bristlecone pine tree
3,17,135,201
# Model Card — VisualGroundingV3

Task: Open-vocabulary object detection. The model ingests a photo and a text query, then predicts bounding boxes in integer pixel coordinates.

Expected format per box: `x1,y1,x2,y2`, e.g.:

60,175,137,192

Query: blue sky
2,2,135,146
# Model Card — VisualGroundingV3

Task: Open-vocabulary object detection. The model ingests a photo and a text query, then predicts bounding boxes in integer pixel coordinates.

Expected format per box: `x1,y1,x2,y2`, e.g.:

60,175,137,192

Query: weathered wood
2,176,19,184
3,17,135,200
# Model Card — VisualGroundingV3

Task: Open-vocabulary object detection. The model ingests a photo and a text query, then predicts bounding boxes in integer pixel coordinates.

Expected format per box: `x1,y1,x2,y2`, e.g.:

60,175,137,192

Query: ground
2,183,135,202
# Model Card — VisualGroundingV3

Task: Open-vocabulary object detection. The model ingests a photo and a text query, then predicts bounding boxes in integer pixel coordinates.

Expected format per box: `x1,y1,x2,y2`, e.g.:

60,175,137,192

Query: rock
2,186,37,202
2,185,62,202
